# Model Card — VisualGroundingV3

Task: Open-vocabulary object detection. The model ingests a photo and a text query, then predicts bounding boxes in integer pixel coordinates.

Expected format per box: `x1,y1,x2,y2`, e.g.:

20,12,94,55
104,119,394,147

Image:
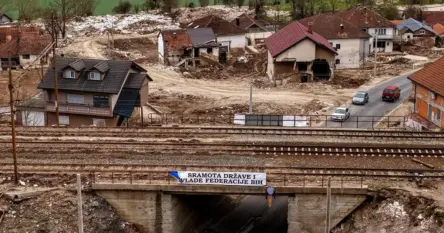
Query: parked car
352,91,369,105
382,85,401,101
331,107,350,121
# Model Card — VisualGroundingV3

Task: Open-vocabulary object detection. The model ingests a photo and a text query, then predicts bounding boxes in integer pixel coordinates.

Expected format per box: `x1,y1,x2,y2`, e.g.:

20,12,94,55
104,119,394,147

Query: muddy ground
0,69,42,105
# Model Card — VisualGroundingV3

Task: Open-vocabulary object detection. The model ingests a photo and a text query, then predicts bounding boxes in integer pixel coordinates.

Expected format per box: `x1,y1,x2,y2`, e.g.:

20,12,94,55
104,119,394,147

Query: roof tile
408,57,444,97
299,14,370,39
184,15,245,35
336,7,394,28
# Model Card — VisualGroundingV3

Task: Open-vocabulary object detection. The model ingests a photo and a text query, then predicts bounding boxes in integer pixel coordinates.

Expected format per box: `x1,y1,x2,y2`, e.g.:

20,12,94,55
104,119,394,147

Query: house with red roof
158,29,193,65
336,6,395,53
408,57,444,129
266,21,337,82
299,14,371,69
232,13,275,46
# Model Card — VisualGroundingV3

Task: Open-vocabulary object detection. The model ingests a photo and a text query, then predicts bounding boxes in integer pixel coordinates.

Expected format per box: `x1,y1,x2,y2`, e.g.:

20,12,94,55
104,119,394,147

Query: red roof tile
433,23,444,35
337,7,394,28
408,57,444,97
160,29,192,51
423,11,444,26
0,35,51,57
299,14,370,39
391,20,403,26
231,13,270,30
266,21,336,58
184,15,245,36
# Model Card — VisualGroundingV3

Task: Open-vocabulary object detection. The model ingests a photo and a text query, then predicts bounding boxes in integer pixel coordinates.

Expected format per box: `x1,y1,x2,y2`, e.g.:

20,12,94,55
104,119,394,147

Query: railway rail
1,141,443,157
0,126,443,140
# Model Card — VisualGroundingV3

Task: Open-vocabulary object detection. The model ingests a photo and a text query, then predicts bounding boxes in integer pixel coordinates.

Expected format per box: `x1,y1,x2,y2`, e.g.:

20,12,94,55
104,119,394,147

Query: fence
138,113,409,129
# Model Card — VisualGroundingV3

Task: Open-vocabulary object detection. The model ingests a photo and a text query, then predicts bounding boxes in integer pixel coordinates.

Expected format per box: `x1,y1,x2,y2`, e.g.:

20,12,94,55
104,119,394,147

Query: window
65,70,75,79
329,42,333,46
361,28,367,32
335,44,341,49
438,109,442,121
419,29,425,35
89,72,101,80
373,41,386,48
376,28,386,35
335,59,340,64
93,118,106,127
66,94,85,104
22,54,30,59
59,115,69,125
207,48,213,53
93,95,109,107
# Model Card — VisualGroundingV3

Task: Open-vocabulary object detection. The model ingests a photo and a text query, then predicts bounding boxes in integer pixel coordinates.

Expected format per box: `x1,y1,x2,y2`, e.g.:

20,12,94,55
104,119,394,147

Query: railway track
0,162,443,178
0,126,443,140
0,141,443,157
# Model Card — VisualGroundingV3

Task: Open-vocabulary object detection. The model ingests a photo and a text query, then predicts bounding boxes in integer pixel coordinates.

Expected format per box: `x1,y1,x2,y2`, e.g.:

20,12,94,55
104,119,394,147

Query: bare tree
16,0,39,22
0,0,11,11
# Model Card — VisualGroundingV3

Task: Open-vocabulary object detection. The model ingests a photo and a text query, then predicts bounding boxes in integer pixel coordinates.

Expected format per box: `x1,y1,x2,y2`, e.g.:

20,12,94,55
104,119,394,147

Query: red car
382,85,401,101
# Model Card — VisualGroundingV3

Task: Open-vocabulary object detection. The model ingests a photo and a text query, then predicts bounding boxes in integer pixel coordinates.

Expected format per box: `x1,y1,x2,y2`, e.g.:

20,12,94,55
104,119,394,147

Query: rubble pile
332,70,371,88
69,13,179,36
175,6,252,23
110,38,159,63
0,190,139,233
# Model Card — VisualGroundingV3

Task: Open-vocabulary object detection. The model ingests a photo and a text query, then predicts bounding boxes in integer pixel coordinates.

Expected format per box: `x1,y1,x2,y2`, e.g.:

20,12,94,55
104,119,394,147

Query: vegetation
112,0,133,13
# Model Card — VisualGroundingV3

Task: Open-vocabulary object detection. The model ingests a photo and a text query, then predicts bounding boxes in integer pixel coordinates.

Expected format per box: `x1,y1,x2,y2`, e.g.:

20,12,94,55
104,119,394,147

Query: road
207,196,288,233
322,72,414,128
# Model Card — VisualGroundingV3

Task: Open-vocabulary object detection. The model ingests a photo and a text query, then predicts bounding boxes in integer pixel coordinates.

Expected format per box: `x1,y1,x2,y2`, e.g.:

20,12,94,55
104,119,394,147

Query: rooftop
396,18,436,34
184,15,245,36
299,14,370,39
423,11,444,26
266,21,336,58
160,29,192,51
408,57,444,97
336,6,394,28
0,35,52,57
186,28,219,48
231,13,270,30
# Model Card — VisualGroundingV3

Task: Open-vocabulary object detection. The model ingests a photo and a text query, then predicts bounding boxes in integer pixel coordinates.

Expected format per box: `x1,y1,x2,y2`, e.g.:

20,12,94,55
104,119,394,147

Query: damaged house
232,13,275,46
158,29,192,65
266,21,337,83
38,58,152,127
299,14,371,69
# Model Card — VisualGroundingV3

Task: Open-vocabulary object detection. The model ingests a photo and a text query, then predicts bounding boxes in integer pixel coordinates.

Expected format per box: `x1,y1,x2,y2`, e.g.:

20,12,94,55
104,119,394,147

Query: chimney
340,23,344,34
6,35,12,41
236,17,240,26
308,22,313,33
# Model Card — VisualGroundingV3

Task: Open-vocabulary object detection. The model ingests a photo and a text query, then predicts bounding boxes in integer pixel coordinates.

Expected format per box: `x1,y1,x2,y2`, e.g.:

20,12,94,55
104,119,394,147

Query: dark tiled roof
113,88,139,118
93,60,109,73
299,14,370,39
337,7,394,28
67,59,86,71
408,57,444,97
185,15,245,36
124,73,149,89
160,29,192,51
186,28,219,48
423,11,444,26
266,21,336,58
38,58,147,94
0,36,51,57
231,13,269,30
0,10,12,22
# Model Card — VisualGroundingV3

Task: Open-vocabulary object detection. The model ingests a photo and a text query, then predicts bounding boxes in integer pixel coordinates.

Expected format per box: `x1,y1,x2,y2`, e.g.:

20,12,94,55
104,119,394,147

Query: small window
335,59,340,64
89,72,101,80
67,94,85,104
335,44,340,49
59,115,69,125
419,29,425,35
361,28,367,32
437,109,442,121
207,48,213,53
329,42,333,46
22,54,30,59
65,70,75,79
93,95,109,107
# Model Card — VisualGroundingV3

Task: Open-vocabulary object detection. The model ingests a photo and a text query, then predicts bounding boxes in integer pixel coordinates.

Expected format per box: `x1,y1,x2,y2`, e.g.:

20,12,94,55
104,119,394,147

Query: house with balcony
336,6,395,53
408,57,444,129
38,58,152,127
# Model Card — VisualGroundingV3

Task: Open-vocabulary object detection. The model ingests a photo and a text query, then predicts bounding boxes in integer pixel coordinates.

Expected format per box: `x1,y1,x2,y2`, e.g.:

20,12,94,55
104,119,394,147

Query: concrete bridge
93,184,368,233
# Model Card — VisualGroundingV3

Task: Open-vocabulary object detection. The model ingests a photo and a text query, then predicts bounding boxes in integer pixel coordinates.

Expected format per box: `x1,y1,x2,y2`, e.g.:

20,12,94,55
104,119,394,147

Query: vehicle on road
382,85,401,101
331,107,350,121
352,91,369,105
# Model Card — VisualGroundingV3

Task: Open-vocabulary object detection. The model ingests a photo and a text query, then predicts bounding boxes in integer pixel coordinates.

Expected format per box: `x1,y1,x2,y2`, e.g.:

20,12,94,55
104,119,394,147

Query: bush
112,0,132,14
134,4,141,13
199,0,210,7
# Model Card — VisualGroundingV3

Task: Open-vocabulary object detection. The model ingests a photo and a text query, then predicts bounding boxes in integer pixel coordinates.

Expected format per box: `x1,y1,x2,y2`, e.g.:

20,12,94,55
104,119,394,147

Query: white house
157,29,192,65
337,6,395,53
299,14,371,69
184,15,246,51
231,13,275,46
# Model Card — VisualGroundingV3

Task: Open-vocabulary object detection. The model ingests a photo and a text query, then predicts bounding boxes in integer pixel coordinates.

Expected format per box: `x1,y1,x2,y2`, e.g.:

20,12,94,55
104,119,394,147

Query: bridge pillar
287,193,366,233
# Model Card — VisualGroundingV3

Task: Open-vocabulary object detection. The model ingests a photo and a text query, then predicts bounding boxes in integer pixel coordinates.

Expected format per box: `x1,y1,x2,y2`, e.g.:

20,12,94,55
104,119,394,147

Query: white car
331,107,350,122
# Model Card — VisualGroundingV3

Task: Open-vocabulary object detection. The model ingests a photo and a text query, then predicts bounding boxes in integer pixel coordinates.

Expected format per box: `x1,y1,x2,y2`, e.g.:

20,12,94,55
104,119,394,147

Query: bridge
93,183,368,233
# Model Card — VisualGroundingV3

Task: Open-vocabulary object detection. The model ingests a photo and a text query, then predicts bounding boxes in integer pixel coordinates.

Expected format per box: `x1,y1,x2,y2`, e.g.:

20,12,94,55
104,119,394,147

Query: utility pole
374,33,378,78
325,176,331,233
249,85,253,114
76,174,84,233
8,57,18,185
52,13,59,126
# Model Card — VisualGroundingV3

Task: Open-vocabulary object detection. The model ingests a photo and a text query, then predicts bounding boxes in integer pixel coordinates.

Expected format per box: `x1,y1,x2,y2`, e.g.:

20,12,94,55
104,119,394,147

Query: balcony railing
46,102,113,117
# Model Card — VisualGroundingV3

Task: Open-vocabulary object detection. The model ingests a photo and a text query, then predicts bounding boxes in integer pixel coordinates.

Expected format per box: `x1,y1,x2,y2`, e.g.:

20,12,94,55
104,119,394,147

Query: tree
112,1,132,14
328,0,339,13
378,5,399,20
143,0,161,10
199,0,210,7
403,5,423,21
16,0,40,22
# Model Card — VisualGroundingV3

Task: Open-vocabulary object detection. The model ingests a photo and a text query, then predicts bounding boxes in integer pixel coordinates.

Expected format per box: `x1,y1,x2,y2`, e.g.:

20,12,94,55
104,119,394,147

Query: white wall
21,111,45,126
267,51,274,79
158,34,164,63
275,39,316,62
329,38,362,68
19,55,38,68
217,34,246,49
367,27,394,53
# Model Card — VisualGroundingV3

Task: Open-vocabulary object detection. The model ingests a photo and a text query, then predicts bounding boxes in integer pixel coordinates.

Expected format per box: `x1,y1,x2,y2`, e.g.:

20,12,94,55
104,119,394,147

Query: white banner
169,171,266,186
